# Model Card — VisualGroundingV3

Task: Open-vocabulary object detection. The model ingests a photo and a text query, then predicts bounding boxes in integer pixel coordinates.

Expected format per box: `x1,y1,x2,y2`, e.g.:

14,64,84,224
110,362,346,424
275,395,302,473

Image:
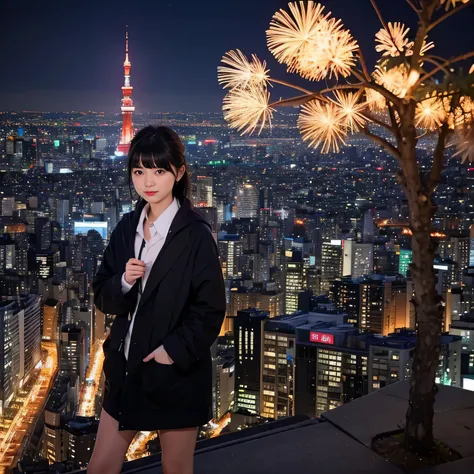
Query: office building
196,176,213,207
60,324,86,383
343,240,374,278
321,241,343,292
237,184,258,219
234,309,269,414
0,295,42,416
218,234,242,279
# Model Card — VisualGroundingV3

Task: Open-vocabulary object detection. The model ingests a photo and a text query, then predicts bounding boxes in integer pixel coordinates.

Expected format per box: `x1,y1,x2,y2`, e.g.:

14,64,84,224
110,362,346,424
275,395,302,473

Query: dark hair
127,125,191,205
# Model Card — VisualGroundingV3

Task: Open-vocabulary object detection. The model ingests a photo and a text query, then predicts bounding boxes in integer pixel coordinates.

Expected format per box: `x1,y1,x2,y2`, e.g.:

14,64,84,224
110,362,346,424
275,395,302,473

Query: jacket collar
127,196,210,258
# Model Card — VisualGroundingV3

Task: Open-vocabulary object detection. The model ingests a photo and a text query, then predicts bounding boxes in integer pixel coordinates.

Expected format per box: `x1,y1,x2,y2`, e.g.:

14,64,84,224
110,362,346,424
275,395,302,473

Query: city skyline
0,0,472,113
1,1,474,472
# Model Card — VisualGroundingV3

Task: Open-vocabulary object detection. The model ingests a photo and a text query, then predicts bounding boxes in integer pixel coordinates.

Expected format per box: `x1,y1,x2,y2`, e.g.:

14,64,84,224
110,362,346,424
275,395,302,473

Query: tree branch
320,83,365,95
417,51,474,86
428,123,450,195
406,0,421,19
426,0,474,33
370,0,388,30
350,68,402,107
361,112,395,133
268,78,313,95
362,125,402,163
269,92,323,108
268,83,367,108
406,1,438,97
423,56,450,75
358,48,371,82
388,103,402,142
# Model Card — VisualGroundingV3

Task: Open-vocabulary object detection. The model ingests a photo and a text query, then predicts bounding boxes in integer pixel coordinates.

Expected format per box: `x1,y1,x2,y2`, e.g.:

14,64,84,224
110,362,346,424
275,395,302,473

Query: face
132,158,185,204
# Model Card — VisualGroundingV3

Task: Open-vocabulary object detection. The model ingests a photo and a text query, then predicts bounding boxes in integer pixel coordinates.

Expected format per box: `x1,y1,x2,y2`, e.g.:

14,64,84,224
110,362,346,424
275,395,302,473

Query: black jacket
93,197,226,431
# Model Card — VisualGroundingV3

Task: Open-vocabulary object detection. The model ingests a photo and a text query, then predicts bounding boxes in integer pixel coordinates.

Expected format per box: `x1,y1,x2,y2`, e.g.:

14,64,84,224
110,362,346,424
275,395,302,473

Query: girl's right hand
124,258,146,285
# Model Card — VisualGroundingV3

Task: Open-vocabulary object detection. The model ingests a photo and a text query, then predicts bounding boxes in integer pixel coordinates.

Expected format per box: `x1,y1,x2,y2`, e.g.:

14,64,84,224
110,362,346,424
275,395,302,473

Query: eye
133,170,143,175
155,169,164,175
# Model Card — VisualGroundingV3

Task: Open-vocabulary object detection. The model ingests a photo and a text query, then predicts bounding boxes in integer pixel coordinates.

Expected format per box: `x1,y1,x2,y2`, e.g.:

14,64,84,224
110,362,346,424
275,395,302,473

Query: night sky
0,0,472,113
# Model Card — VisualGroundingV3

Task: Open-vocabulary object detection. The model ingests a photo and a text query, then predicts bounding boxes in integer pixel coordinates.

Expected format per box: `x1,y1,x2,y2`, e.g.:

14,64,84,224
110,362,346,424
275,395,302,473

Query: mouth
144,191,158,196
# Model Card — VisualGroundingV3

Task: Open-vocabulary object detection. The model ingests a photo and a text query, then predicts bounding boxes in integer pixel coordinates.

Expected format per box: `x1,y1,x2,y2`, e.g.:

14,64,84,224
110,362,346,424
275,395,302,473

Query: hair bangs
130,149,174,172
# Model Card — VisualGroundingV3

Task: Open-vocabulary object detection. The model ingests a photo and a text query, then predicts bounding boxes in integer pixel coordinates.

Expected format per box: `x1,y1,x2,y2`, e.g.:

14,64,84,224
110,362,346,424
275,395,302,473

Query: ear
176,165,186,182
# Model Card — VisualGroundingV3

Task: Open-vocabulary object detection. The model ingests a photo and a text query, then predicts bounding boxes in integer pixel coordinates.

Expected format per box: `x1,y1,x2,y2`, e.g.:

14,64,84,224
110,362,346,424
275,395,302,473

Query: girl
88,126,226,474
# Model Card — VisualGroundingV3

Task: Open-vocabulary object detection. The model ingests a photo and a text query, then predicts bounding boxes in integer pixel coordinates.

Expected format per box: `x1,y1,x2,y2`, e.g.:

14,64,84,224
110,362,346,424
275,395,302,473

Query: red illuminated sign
310,332,334,345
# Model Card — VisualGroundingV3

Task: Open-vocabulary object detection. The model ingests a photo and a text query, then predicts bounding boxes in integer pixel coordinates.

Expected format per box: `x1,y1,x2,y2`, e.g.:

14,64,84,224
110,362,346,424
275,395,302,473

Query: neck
147,194,174,221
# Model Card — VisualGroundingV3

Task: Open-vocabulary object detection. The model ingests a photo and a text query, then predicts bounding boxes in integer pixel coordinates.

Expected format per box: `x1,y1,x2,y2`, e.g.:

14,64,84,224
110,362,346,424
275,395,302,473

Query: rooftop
70,381,474,474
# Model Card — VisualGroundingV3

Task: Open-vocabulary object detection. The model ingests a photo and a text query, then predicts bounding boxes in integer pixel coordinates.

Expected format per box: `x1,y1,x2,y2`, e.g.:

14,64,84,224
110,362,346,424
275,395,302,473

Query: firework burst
223,84,274,135
440,0,470,11
331,91,367,132
375,22,412,57
374,64,409,98
266,1,328,65
298,100,348,153
415,93,446,129
218,50,270,90
364,88,387,112
452,124,474,162
267,2,358,81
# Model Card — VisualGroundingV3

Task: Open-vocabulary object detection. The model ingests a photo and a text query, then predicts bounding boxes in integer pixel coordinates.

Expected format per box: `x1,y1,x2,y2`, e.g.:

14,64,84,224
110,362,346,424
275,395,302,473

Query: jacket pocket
140,361,183,404
103,345,126,397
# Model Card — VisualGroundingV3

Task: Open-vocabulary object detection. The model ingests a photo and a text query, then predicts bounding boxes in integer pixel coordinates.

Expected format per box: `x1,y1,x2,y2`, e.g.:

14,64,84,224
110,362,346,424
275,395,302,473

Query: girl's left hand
143,345,174,365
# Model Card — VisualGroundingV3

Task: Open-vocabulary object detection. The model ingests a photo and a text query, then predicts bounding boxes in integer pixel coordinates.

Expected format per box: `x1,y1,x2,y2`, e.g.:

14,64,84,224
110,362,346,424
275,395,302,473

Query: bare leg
159,427,198,474
87,408,138,474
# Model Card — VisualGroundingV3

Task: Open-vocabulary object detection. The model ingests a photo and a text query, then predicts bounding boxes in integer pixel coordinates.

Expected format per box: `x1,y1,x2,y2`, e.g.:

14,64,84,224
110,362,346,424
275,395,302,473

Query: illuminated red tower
117,28,135,154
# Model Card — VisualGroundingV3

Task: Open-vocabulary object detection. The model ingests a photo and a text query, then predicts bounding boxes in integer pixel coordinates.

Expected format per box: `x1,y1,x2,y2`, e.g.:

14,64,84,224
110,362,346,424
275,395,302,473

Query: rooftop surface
72,381,474,474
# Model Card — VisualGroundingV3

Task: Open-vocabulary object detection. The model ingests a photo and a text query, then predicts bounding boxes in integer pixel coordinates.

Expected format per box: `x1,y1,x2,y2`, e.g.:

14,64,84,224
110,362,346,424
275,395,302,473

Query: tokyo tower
117,28,135,154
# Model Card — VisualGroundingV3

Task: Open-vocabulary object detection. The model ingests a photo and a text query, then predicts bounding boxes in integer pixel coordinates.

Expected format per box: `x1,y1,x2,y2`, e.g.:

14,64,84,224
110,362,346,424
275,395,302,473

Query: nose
144,172,154,187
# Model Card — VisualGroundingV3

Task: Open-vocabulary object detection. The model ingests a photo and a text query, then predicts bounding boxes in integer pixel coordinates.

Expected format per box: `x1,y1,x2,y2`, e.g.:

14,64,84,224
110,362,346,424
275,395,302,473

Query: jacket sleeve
92,222,138,315
162,224,226,370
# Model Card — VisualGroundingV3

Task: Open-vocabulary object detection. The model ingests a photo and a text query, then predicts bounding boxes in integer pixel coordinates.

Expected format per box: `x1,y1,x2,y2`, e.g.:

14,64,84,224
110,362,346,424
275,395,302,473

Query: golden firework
452,124,474,162
223,84,274,135
331,91,366,132
218,49,270,90
415,93,446,129
364,88,387,112
266,1,328,65
374,64,409,98
375,22,412,57
267,2,357,81
289,19,358,80
298,100,347,153
440,0,470,11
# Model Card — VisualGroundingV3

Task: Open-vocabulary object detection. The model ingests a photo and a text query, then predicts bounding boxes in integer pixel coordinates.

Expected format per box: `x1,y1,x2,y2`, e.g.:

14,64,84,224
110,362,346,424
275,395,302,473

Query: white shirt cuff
121,272,133,294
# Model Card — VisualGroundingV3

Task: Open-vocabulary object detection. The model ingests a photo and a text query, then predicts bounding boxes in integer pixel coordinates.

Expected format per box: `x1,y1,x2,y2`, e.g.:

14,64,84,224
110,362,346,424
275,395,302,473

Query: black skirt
101,343,127,423
101,338,213,431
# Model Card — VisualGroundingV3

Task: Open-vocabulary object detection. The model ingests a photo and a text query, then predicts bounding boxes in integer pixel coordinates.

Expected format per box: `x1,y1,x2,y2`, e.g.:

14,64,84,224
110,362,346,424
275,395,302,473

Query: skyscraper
0,296,42,416
196,176,213,207
284,253,305,315
234,309,268,414
321,240,343,291
237,184,258,218
117,29,135,154
343,240,374,278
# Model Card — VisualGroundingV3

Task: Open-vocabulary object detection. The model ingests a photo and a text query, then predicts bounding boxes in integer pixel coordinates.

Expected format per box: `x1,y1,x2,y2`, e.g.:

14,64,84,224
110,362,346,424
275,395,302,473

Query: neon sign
310,332,334,345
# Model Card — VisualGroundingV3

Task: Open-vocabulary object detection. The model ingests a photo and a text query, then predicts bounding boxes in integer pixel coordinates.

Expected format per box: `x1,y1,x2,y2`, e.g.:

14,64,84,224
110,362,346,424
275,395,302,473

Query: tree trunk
403,188,444,454
396,100,444,455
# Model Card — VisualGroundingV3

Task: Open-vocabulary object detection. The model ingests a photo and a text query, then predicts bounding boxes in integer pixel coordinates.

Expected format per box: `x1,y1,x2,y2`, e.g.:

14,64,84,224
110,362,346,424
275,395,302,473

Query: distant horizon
2,0,471,112
0,109,225,115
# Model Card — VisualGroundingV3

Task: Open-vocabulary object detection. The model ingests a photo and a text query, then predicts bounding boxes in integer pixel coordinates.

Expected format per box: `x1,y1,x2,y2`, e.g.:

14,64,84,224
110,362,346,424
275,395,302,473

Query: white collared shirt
121,197,181,360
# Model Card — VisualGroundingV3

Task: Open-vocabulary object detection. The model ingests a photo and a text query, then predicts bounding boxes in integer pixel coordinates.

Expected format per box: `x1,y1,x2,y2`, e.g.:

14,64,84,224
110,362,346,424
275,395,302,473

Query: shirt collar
137,197,180,240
